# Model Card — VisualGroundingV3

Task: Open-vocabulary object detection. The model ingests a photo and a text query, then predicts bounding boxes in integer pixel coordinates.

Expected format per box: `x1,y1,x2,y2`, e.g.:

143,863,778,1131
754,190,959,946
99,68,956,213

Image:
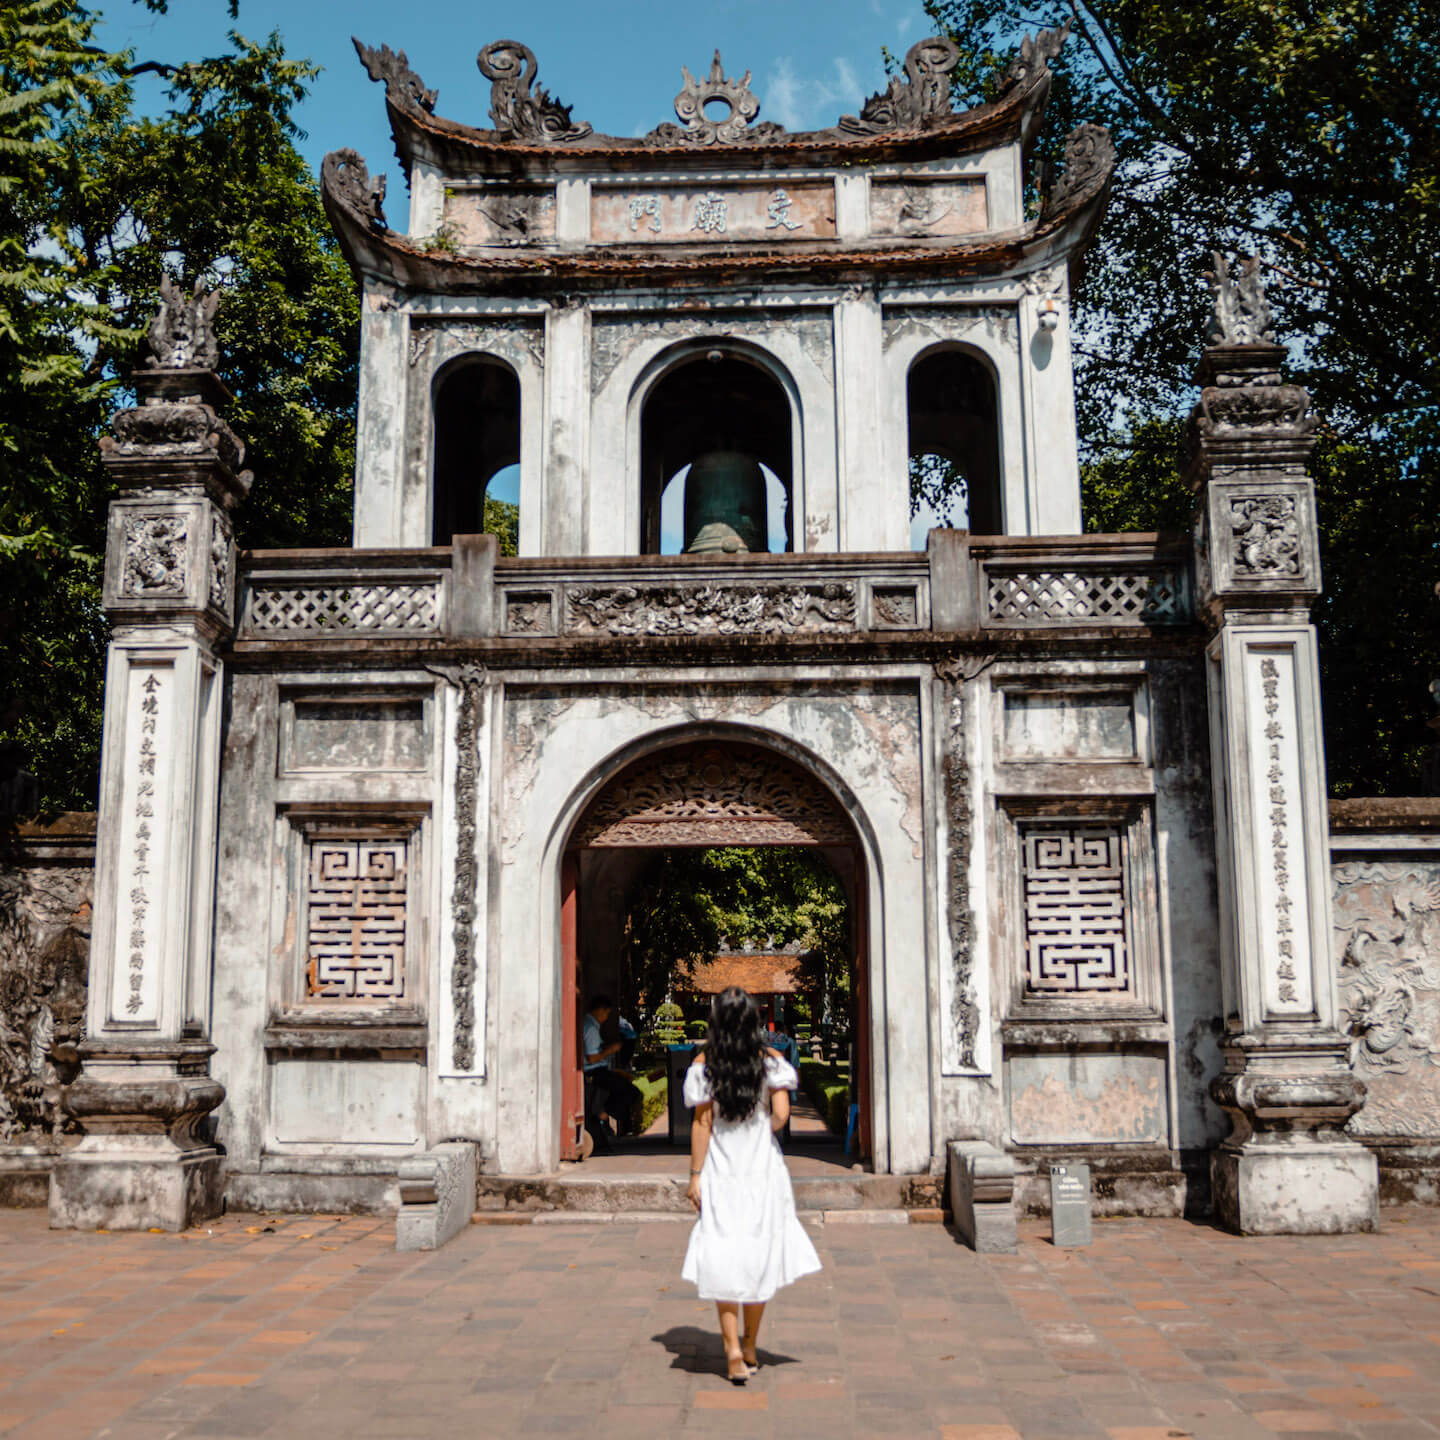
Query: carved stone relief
122,515,188,598
883,304,1017,352
1229,496,1301,578
411,317,544,373
1334,859,1440,1137
0,864,89,1140
1206,252,1274,346
209,513,231,613
573,741,854,848
447,666,486,1071
106,401,245,473
1043,123,1115,217
936,660,978,1069
565,583,856,638
589,311,831,394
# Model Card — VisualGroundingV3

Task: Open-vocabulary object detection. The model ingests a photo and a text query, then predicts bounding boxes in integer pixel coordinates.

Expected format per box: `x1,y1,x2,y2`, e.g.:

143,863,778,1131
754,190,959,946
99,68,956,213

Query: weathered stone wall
1331,798,1440,1204
0,815,94,1204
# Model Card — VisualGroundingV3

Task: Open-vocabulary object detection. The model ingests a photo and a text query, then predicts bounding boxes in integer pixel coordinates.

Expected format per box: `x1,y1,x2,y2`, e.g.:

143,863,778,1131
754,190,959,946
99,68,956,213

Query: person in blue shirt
582,993,641,1152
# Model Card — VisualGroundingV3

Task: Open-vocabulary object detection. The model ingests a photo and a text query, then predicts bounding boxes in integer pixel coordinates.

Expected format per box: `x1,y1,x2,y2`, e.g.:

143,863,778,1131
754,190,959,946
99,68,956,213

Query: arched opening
431,357,521,550
558,739,872,1175
639,351,794,555
907,347,1002,545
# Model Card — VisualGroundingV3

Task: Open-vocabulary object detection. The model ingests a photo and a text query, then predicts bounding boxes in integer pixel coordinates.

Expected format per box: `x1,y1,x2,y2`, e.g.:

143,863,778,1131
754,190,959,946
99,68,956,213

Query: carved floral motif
0,865,89,1140
209,514,231,613
839,37,961,136
1199,385,1313,430
122,515,188,598
1334,859,1440,1137
477,41,591,143
574,742,854,848
565,582,856,637
1230,496,1301,577
353,37,437,114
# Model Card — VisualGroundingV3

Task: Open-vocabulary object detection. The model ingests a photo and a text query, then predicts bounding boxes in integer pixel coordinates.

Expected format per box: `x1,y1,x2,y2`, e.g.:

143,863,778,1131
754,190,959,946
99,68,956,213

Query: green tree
626,848,850,1024
921,0,1440,792
0,3,359,812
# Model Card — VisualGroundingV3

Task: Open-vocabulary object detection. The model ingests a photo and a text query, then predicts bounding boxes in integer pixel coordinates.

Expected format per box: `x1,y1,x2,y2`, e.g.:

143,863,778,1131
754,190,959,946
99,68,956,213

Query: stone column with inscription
50,280,247,1231
1188,255,1377,1234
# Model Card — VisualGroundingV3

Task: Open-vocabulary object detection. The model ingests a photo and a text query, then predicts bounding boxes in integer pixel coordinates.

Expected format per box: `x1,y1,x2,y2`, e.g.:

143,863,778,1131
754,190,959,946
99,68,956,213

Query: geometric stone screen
304,837,408,1000
1021,824,1131,996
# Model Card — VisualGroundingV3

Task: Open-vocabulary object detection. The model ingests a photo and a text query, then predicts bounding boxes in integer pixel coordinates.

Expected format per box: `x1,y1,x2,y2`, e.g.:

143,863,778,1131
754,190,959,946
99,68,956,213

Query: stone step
474,1171,943,1218
473,1208,933,1227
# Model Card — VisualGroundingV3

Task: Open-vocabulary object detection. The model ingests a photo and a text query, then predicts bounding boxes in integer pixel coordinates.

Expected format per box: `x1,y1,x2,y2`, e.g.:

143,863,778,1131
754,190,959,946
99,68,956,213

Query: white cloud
762,55,866,132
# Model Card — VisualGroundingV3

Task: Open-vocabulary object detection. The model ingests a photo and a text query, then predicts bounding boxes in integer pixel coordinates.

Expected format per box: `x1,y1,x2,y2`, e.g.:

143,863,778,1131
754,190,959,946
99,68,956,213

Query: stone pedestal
1188,304,1378,1234
947,1140,1017,1253
49,286,247,1232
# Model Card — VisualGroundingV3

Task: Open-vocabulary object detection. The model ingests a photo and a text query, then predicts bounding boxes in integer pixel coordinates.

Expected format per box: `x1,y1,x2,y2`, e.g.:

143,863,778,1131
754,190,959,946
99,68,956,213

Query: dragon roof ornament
321,149,388,233
1042,122,1115,217
839,37,962,136
476,40,592,144
1000,21,1071,91
353,38,437,115
646,51,784,146
1205,252,1276,346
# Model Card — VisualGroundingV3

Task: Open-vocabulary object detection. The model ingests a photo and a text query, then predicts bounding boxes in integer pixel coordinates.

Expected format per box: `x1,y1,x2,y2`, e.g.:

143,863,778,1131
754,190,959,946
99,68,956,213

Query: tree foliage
923,0,1440,792
626,848,850,1024
0,2,358,812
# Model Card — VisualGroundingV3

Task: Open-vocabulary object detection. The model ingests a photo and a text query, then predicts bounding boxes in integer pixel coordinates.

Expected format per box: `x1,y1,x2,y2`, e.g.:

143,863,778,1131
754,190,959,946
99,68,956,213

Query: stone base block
49,1146,224,1232
947,1140,1016,1254
1211,1140,1379,1235
0,1146,70,1208
396,1143,478,1252
225,1168,399,1215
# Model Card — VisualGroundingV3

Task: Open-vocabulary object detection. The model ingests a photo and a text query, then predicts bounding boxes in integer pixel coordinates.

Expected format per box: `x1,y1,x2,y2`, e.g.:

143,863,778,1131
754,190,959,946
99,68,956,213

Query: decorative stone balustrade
235,536,1192,643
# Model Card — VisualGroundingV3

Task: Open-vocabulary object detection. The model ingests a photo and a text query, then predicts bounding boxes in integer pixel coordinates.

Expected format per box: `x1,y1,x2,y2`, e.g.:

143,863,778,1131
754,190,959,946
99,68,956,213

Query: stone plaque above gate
572,741,855,848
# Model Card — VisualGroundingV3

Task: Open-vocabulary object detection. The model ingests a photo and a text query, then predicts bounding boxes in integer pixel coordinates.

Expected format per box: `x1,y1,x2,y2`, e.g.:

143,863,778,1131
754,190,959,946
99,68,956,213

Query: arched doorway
558,738,872,1167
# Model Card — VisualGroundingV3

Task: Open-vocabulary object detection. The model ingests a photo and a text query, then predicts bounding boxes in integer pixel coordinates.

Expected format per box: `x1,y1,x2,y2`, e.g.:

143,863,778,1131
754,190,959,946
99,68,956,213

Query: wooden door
560,853,585,1161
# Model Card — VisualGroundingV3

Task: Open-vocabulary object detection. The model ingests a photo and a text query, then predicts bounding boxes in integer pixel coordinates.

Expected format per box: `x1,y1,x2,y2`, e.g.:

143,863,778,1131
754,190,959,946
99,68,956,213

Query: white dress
680,1052,823,1303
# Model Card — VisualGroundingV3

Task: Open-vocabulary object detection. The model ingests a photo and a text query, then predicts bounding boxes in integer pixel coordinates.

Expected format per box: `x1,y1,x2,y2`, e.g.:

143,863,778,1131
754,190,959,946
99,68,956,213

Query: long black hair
706,986,767,1123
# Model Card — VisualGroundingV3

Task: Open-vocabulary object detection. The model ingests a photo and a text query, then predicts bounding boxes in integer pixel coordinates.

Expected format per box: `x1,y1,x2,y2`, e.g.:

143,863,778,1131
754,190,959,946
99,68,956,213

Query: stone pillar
1187,256,1377,1234
50,281,248,1232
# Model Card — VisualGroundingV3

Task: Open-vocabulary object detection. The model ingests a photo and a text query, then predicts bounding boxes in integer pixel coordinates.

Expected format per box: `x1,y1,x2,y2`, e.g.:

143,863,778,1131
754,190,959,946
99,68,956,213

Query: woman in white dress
682,987,822,1384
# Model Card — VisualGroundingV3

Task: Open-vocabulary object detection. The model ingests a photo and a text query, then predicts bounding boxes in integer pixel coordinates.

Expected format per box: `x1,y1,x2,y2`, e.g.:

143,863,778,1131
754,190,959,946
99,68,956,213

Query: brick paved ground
0,1206,1438,1439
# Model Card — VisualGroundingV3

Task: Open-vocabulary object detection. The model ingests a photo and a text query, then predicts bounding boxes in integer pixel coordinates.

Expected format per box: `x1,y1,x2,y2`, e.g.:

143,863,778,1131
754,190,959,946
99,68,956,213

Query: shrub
651,1001,685,1047
798,1058,851,1138
687,1020,709,1041
634,1074,668,1134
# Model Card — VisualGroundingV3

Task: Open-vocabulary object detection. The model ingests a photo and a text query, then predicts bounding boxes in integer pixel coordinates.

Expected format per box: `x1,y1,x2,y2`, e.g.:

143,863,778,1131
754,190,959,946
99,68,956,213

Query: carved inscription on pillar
936,661,978,1070
1021,825,1131,997
1244,646,1313,1016
304,838,408,1001
111,663,173,1023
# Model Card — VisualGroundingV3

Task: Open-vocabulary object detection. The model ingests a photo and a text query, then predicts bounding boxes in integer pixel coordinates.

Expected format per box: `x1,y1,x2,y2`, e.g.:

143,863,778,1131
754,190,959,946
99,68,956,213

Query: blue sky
100,0,934,184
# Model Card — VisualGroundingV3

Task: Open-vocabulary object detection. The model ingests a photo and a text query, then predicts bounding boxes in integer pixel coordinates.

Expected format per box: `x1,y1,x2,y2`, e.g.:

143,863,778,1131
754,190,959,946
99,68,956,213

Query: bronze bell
682,449,767,555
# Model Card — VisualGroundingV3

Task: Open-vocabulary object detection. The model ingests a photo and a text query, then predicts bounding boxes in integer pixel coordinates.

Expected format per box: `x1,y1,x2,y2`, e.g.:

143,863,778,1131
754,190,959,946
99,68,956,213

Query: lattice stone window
304,837,409,1000
1002,803,1161,1018
280,817,426,1017
1021,826,1129,996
